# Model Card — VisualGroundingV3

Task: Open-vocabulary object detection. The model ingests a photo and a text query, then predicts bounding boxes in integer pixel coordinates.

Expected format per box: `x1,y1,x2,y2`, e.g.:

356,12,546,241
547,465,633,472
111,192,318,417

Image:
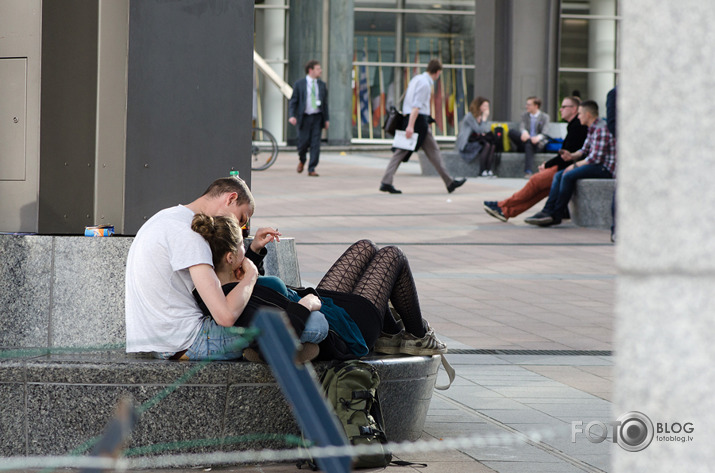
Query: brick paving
241,150,616,472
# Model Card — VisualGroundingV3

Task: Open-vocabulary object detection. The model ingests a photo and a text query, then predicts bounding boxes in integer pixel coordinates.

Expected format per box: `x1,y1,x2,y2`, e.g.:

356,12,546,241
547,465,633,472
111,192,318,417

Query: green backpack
320,360,392,469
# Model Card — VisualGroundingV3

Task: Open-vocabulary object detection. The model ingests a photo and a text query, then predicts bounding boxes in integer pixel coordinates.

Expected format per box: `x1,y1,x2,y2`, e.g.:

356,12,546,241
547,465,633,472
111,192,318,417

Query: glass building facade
253,0,620,144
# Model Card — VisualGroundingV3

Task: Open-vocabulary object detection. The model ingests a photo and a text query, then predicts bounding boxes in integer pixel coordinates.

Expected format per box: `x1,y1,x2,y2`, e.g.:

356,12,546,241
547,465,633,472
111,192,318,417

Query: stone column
327,0,353,145
615,1,715,471
287,0,323,145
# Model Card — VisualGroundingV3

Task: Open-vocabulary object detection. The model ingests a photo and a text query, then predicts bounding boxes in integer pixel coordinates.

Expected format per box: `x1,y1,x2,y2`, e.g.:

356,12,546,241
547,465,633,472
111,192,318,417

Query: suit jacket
289,77,329,129
518,111,550,147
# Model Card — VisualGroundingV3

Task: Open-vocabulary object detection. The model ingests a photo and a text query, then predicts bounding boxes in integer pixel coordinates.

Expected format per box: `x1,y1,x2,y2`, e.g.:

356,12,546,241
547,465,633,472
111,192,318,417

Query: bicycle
251,127,279,171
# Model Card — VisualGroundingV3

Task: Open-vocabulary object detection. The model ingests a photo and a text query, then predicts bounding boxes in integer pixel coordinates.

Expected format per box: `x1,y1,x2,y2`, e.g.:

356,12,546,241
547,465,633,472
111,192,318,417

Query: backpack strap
434,355,456,390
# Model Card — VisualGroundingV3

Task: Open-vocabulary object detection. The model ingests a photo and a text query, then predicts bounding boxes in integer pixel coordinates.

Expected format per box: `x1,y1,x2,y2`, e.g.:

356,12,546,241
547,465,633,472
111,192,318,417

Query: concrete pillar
124,1,254,234
615,1,715,470
588,0,616,113
287,0,323,144
327,0,354,145
257,0,286,142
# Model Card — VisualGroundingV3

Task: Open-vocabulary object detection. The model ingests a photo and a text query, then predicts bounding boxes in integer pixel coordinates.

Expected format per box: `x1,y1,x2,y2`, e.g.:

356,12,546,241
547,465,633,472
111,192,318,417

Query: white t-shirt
125,205,213,353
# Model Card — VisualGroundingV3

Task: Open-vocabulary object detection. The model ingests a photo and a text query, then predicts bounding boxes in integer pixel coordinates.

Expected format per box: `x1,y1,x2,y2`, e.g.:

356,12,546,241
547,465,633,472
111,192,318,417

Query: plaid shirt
581,118,616,176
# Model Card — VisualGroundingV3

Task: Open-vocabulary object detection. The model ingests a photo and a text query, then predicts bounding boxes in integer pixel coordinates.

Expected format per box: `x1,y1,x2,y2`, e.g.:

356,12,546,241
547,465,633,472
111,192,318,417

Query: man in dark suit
508,96,550,177
288,60,329,176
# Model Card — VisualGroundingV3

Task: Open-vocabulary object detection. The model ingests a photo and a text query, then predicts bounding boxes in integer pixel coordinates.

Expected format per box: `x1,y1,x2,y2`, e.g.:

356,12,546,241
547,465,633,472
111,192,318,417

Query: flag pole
429,38,436,136
356,44,362,139
438,40,447,137
451,39,459,135
377,37,385,139
364,37,373,139
460,40,468,118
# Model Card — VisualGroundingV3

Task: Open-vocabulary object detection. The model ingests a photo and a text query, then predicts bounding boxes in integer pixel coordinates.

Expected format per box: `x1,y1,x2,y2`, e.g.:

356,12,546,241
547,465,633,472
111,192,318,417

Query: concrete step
418,150,553,178
0,351,440,458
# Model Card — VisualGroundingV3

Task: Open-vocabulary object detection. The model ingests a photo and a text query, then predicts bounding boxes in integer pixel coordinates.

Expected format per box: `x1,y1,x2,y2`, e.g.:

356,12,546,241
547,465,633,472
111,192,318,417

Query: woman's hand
249,227,282,253
298,294,322,312
236,257,258,284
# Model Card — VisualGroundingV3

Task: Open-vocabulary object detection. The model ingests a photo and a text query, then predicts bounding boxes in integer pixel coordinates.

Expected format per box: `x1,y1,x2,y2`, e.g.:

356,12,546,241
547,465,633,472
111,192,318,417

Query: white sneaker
400,327,447,356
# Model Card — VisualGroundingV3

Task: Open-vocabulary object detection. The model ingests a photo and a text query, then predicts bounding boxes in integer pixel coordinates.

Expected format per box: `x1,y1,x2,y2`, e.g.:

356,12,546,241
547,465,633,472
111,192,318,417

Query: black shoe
447,178,466,193
524,211,554,226
483,201,507,222
380,183,402,194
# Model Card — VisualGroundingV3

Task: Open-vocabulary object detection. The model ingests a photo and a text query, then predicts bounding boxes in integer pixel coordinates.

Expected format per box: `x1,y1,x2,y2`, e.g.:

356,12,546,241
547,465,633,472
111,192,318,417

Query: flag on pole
359,49,370,125
372,41,386,129
433,71,444,132
352,50,358,126
458,41,468,122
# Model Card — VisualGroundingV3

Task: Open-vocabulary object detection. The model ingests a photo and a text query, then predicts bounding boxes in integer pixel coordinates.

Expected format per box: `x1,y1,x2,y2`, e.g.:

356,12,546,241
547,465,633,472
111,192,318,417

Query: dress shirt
304,75,320,115
402,72,433,115
581,118,617,176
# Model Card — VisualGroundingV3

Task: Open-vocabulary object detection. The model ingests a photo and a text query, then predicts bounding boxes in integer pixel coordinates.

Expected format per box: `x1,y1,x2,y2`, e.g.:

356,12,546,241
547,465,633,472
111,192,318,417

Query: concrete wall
38,1,100,234
124,0,254,234
0,1,42,233
615,1,715,470
473,0,557,122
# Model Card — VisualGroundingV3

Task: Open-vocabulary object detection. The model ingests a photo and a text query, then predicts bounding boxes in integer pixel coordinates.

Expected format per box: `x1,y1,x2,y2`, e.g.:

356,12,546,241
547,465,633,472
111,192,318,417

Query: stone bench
418,150,553,178
0,234,441,458
569,179,616,229
0,351,439,457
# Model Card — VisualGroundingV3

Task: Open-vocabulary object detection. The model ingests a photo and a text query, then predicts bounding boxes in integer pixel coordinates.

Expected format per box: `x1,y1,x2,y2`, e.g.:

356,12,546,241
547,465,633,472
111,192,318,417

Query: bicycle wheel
251,127,279,171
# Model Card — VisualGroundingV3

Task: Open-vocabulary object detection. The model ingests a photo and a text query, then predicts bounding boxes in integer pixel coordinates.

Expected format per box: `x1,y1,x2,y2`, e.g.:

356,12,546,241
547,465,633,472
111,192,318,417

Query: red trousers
498,166,557,218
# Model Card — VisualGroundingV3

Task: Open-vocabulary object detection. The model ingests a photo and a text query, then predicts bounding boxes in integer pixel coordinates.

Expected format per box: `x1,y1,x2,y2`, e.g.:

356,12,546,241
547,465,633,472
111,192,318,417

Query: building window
558,0,620,117
254,0,289,143
353,1,475,142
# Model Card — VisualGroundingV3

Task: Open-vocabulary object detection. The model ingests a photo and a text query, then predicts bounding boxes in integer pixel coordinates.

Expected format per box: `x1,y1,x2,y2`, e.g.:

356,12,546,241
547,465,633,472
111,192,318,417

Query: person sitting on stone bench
508,96,550,178
524,100,616,227
456,96,496,177
125,176,280,361
483,96,587,222
191,213,329,363
190,213,447,361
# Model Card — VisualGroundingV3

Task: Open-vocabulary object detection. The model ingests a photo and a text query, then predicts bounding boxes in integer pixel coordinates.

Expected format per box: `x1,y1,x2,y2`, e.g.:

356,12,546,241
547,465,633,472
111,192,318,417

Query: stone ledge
418,150,553,178
0,351,441,458
569,179,616,229
0,235,300,349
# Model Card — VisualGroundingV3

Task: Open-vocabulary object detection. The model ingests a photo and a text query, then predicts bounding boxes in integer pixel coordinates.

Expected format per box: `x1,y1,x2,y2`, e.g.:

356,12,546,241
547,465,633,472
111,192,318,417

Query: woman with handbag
456,97,497,177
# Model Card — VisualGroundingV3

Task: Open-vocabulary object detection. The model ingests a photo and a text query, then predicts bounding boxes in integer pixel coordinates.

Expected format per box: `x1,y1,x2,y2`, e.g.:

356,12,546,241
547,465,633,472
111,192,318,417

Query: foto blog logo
571,411,694,452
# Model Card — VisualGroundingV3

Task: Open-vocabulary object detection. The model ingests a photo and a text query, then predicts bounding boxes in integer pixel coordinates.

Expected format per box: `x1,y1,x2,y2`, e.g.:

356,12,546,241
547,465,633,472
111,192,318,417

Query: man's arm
288,80,300,126
189,259,258,327
321,81,329,124
404,107,420,139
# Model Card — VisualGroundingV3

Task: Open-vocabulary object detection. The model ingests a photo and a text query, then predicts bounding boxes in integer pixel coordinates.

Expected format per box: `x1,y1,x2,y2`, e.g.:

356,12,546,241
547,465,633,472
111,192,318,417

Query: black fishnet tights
317,240,427,337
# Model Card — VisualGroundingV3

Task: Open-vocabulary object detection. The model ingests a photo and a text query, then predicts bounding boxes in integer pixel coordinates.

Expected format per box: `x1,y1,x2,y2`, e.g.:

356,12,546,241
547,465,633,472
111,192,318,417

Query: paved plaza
238,150,616,472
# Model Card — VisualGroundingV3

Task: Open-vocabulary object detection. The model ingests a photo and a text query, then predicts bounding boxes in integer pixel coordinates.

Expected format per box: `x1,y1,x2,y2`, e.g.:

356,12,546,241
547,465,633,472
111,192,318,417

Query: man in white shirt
508,96,551,177
289,60,329,177
379,59,466,194
125,176,280,360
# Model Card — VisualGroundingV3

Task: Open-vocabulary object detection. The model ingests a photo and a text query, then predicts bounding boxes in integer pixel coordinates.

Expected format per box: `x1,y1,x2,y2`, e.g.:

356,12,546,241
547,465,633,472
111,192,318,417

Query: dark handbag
383,106,404,136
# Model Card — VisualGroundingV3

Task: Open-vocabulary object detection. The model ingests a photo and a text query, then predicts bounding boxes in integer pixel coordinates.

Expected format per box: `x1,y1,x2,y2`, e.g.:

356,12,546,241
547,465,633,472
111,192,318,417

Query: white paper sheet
392,130,418,151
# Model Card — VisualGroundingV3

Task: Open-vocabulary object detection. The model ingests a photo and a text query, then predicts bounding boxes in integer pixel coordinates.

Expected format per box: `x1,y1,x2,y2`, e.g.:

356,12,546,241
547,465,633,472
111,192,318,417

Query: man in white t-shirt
125,176,280,359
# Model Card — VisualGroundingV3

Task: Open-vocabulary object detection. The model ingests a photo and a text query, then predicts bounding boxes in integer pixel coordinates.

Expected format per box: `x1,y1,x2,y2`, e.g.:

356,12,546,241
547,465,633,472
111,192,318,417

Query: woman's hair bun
191,213,215,238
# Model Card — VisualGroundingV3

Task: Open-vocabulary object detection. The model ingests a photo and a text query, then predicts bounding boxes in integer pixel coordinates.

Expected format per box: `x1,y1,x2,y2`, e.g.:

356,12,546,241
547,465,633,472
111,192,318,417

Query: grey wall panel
286,0,323,144
38,1,99,234
124,0,254,234
508,0,552,121
0,0,42,233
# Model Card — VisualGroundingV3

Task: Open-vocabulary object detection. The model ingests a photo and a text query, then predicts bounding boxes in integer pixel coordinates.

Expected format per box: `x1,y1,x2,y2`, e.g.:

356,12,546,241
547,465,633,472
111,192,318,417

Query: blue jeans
543,164,613,217
300,311,329,344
